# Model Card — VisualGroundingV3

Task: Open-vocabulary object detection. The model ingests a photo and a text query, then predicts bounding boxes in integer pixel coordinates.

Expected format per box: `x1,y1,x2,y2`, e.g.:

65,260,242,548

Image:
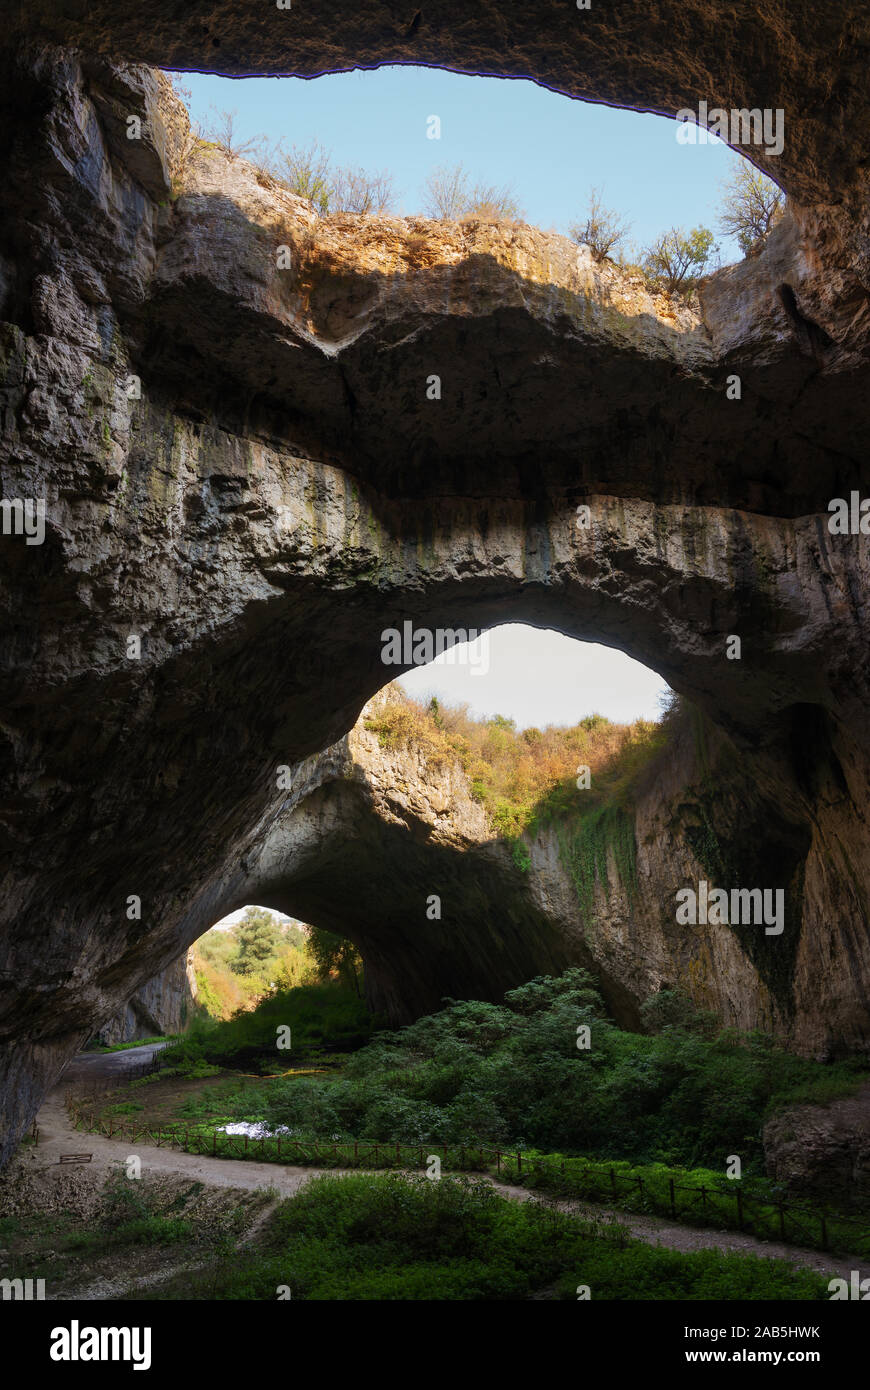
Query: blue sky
174,65,746,260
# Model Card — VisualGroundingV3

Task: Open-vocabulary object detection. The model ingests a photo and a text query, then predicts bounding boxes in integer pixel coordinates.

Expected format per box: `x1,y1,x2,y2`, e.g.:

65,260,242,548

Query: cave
1,3,869,1174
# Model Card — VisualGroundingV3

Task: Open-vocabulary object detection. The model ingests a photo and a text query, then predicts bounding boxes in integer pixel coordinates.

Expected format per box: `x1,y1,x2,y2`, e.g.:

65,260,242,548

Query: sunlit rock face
0,26,868,1168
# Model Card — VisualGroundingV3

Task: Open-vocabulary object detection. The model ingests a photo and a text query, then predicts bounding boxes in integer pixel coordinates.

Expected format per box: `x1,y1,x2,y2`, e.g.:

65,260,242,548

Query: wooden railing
65,1095,870,1258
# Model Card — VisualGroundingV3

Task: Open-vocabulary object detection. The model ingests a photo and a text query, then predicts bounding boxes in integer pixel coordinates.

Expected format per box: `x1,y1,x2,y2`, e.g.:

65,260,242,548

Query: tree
270,143,396,216
717,162,786,255
422,163,524,223
273,139,334,214
330,165,395,214
307,926,364,996
422,163,472,219
200,106,268,162
462,180,524,223
233,907,282,975
643,225,717,294
570,187,632,262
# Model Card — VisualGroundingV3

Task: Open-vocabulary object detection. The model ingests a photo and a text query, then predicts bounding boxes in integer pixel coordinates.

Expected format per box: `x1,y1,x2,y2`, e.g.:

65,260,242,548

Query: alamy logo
675,880,784,935
50,1321,151,1370
0,1277,45,1300
675,101,784,156
827,493,870,534
828,1271,870,1299
0,497,45,545
380,622,490,675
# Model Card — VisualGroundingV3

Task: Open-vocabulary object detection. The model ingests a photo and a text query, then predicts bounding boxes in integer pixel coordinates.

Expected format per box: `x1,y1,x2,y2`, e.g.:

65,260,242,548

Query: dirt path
26,1046,870,1291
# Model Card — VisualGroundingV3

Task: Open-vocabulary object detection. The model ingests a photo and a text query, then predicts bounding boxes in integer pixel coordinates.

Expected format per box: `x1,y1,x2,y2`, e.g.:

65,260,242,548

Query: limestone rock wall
0,38,868,1167
94,948,197,1046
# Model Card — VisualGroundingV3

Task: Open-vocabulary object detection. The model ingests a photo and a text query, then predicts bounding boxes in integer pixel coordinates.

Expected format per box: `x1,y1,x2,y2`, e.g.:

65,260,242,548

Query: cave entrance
213,623,677,1029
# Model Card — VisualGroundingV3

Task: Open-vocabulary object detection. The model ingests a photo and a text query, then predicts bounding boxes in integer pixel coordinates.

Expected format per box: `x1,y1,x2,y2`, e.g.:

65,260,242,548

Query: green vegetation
306,928,364,997
167,84,776,292
233,906,284,976
137,1172,830,1301
159,982,380,1075
717,163,786,254
365,686,678,916
149,971,865,1178
642,225,717,293
86,1035,172,1053
193,908,314,1021
498,1152,870,1258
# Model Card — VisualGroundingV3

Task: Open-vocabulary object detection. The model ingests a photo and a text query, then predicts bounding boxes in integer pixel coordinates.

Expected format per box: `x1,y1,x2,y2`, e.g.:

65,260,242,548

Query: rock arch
1,14,869,1165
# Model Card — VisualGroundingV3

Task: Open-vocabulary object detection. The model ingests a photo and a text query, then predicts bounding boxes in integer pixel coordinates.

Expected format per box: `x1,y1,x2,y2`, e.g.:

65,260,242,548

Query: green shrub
137,1173,830,1301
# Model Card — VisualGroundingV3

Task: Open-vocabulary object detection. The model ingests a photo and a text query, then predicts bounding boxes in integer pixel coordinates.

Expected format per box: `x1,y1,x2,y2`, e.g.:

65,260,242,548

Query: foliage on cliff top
365,683,680,840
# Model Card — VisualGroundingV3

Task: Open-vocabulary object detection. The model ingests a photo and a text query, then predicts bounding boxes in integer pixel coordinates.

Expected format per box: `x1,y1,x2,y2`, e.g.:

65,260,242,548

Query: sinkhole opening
163,64,786,278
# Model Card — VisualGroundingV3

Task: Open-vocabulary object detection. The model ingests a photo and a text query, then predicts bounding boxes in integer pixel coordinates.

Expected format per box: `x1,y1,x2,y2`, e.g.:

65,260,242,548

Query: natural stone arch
1,26,869,1167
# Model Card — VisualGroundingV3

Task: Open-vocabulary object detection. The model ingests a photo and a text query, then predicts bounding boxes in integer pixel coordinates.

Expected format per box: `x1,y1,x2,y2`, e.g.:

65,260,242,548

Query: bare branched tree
199,106,269,162
272,139,334,215
717,163,786,255
462,180,525,223
570,187,632,262
330,165,395,215
422,163,524,222
422,163,472,219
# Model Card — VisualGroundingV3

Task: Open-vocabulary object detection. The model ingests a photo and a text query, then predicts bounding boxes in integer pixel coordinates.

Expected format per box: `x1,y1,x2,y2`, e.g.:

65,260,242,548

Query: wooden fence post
779,1203,786,1239
517,1152,522,1176
610,1168,617,1199
669,1178,676,1219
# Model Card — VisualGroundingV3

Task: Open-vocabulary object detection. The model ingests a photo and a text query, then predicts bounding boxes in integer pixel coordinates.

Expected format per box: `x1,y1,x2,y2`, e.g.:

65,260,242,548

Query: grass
86,1035,174,1053
133,1172,832,1301
157,982,379,1077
